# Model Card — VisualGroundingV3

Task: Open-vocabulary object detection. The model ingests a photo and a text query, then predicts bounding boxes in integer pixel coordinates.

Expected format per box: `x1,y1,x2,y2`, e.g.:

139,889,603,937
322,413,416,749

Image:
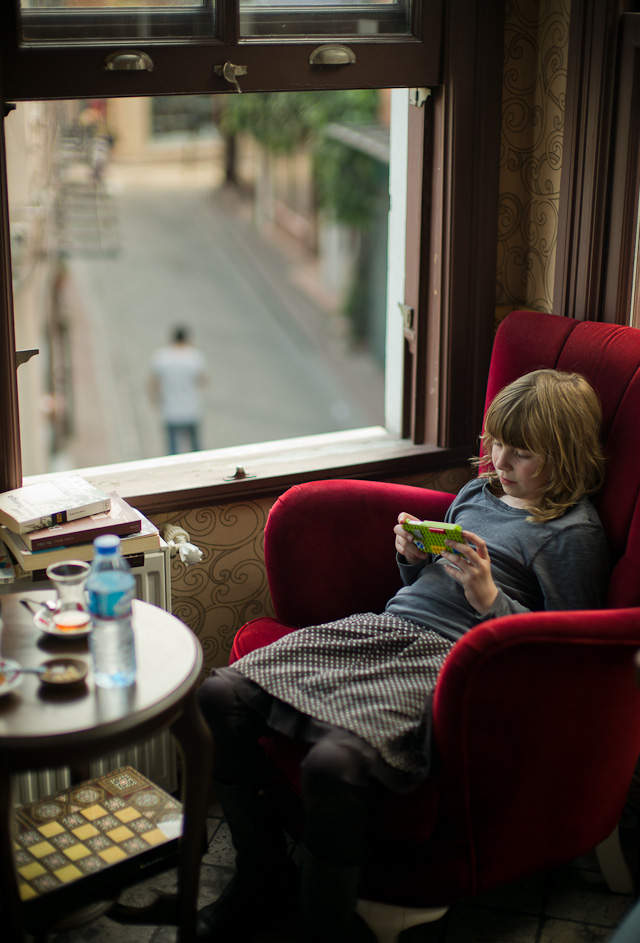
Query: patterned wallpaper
154,500,271,675
497,0,570,314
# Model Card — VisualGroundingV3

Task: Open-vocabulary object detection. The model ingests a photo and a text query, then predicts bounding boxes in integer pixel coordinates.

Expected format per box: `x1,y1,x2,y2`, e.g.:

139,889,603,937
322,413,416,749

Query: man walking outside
149,326,208,454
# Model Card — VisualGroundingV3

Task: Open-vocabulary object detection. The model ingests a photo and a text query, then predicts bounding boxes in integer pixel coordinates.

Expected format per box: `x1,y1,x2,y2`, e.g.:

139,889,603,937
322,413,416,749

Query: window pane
19,1,214,42
19,1,411,43
7,94,389,475
240,1,412,39
22,1,197,4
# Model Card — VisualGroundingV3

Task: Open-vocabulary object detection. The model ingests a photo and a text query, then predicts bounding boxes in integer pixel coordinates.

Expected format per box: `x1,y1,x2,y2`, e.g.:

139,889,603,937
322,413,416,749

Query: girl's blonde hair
477,369,606,522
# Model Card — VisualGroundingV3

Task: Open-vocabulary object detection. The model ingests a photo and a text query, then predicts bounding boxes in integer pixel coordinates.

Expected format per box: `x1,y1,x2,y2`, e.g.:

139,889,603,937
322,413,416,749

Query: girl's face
490,439,550,508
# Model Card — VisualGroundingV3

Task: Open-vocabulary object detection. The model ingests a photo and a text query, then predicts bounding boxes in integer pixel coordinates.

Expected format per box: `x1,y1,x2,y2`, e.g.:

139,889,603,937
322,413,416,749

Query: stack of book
0,476,161,579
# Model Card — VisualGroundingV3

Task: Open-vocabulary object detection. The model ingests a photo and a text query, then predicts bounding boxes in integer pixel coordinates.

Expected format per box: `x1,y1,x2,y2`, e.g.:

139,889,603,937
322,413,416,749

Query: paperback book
22,492,142,551
0,476,111,535
0,507,160,573
0,536,16,582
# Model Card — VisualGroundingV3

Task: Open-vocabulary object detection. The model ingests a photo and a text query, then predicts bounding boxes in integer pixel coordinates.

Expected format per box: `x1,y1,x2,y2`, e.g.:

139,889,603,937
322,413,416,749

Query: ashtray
39,658,88,688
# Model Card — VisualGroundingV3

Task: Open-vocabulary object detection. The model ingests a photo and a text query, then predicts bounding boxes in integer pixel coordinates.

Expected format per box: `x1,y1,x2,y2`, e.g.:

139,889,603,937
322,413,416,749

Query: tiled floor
32,808,640,943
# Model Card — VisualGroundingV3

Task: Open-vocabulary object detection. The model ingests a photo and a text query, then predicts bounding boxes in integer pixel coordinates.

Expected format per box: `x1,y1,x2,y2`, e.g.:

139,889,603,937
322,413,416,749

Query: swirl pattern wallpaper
497,0,570,314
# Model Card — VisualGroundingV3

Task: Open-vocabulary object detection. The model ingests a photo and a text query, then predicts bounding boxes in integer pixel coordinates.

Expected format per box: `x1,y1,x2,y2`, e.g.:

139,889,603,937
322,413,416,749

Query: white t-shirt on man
150,344,207,424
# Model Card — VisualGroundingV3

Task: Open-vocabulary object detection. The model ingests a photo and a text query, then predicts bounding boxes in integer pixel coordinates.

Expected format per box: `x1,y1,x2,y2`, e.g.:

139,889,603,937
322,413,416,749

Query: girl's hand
441,530,498,615
394,512,429,565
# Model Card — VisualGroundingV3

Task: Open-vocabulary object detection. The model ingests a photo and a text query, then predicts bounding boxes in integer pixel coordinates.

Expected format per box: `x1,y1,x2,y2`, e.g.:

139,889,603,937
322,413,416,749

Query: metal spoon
20,598,56,616
0,661,45,676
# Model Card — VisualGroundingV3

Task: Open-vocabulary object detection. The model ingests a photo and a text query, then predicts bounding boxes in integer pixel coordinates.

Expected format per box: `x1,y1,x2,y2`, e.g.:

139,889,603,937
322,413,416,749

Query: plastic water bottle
87,534,136,688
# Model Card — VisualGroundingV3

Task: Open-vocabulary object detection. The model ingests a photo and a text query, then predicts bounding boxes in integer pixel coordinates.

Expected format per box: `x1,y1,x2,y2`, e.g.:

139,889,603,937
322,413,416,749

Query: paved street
64,159,385,468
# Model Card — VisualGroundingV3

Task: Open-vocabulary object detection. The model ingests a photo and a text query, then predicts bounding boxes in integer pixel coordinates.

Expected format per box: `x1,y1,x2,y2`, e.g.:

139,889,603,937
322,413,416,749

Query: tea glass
45,560,91,632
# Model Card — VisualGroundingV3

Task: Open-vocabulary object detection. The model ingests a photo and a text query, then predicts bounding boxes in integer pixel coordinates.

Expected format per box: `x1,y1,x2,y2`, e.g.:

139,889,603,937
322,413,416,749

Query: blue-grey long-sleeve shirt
385,478,609,642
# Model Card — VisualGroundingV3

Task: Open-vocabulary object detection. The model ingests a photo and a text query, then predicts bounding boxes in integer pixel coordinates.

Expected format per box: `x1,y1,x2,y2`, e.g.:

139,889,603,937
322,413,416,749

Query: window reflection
19,0,411,42
21,1,199,8
19,0,213,42
241,0,411,38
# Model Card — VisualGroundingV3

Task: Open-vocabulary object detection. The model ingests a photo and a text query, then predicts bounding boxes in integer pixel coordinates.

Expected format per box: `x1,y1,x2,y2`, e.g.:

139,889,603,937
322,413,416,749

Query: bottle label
87,571,135,619
88,588,134,618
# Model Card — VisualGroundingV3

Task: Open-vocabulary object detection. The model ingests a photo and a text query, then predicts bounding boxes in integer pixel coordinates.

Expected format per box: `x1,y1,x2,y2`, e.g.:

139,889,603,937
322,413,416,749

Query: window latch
409,88,431,108
214,62,248,94
399,304,414,332
398,304,416,351
16,348,39,367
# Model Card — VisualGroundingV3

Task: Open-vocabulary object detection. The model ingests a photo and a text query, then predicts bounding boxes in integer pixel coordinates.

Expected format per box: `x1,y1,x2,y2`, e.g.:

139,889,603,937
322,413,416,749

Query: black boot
197,780,297,942
298,846,377,943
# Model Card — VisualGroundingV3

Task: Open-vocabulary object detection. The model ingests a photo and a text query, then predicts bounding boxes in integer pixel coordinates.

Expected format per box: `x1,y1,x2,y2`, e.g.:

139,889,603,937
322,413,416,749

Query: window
0,2,507,496
2,1,440,99
7,90,391,473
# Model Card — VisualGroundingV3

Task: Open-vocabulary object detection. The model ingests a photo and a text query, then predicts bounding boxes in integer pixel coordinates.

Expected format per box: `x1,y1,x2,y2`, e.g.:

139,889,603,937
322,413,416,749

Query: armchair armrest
264,479,455,627
432,607,640,890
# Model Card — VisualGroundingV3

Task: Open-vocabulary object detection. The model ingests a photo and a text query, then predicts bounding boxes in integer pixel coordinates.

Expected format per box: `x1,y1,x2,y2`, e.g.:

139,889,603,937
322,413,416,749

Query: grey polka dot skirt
230,612,454,778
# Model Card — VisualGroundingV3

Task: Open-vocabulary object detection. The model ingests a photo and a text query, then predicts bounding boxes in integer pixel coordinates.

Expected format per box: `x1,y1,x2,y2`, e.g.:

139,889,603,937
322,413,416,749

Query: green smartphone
401,520,466,554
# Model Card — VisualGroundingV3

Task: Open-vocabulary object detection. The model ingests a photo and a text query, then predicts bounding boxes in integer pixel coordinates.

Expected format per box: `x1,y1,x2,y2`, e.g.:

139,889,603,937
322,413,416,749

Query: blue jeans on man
166,423,200,455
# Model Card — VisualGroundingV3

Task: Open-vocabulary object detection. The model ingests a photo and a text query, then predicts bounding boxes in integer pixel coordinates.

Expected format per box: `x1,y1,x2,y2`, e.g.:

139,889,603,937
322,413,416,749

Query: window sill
24,427,471,514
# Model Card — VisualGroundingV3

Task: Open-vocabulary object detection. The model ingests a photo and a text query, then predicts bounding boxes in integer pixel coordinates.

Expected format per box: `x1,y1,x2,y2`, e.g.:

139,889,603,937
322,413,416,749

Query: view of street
62,159,385,469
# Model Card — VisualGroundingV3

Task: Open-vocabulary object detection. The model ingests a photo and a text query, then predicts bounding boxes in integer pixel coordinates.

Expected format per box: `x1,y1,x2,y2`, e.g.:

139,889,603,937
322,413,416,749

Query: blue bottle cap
93,534,121,553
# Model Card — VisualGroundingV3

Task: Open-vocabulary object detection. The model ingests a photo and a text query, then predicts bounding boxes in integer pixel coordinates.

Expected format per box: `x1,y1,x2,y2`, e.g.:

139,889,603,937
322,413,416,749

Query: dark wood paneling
602,14,640,323
553,0,640,322
403,94,435,444
438,0,505,448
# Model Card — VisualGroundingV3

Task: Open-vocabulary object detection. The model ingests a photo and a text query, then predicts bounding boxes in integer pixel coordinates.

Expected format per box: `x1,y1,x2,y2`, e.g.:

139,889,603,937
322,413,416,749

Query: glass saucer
33,606,92,638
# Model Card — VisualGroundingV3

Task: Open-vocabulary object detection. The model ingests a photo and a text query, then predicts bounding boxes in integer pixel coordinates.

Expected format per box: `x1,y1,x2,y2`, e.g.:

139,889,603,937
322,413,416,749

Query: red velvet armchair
230,311,640,941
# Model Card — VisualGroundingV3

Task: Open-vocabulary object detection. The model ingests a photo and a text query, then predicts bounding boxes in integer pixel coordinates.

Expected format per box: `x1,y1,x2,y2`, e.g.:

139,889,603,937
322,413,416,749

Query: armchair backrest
488,311,640,608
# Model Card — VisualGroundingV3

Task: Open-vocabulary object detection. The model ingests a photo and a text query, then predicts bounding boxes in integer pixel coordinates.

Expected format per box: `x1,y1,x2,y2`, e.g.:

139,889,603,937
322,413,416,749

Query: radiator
13,543,180,804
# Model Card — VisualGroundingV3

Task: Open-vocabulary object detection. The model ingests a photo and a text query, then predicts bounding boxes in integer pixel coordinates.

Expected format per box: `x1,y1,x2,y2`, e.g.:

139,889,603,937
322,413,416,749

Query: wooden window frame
0,0,505,504
1,1,441,100
403,1,503,449
0,98,19,495
602,12,640,323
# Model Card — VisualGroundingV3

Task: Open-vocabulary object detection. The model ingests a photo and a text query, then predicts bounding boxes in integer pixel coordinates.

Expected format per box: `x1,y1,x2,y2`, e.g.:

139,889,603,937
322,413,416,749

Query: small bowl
39,658,88,688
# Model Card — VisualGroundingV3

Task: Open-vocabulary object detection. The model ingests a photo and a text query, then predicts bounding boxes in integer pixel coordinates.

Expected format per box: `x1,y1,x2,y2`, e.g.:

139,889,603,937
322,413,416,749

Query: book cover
23,492,142,551
0,536,16,582
0,507,160,573
0,476,111,534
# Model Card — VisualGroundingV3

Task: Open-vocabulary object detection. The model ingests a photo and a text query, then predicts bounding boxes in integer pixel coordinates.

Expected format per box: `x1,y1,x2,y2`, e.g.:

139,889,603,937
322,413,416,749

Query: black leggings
197,669,372,865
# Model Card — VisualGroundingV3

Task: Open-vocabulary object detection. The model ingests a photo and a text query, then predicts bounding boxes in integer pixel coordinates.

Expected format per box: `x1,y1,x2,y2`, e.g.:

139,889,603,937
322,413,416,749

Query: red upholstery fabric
264,480,455,628
490,311,640,606
432,609,640,898
229,311,640,909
